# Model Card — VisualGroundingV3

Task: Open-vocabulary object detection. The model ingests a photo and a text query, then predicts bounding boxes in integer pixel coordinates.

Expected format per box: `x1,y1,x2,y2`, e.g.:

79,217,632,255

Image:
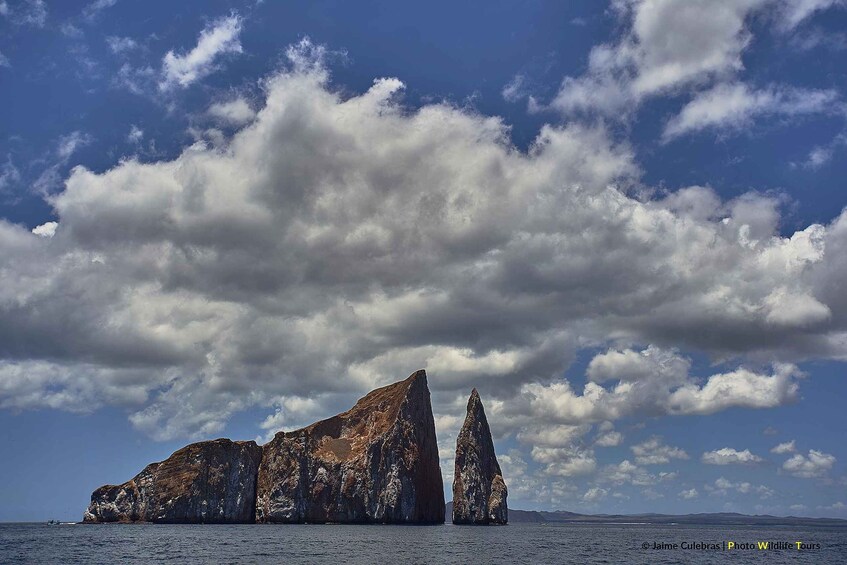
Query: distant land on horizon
6,507,847,526
444,502,847,527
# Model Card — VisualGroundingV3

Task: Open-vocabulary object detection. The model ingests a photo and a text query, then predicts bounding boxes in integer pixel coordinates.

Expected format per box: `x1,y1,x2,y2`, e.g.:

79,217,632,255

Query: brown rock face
256,370,445,523
83,439,262,523
452,389,508,525
83,371,444,524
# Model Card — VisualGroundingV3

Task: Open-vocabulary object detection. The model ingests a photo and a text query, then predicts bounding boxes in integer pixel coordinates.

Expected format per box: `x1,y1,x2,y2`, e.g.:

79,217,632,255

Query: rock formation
84,370,444,524
83,438,262,523
452,389,508,525
256,370,444,523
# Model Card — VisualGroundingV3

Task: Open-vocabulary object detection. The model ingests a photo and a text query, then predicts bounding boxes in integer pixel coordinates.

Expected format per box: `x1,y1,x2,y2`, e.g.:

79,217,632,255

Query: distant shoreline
446,502,847,527
3,511,846,527
507,510,847,527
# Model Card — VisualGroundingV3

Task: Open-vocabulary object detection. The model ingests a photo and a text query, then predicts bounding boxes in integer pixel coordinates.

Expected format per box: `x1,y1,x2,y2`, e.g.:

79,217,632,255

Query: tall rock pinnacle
452,389,508,525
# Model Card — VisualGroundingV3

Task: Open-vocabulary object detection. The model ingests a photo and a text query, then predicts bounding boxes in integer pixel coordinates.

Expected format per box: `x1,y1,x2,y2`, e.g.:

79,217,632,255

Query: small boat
47,520,61,525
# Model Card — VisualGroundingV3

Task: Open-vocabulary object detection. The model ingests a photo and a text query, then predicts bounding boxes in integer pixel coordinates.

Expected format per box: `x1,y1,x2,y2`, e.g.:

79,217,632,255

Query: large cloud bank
2,42,847,455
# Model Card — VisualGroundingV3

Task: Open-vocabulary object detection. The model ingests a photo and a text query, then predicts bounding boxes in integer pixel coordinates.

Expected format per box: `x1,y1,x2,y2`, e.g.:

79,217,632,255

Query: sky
1,0,847,522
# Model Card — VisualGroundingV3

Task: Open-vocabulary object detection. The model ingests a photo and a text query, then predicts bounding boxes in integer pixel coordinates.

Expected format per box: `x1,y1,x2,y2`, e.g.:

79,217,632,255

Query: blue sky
1,0,847,521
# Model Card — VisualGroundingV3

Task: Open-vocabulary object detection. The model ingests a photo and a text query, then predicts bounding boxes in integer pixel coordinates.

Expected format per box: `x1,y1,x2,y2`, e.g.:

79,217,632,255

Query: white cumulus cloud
701,447,764,465
551,0,771,116
771,440,796,454
782,449,836,478
31,221,57,238
505,350,803,428
631,436,689,465
583,486,608,502
705,477,773,497
207,98,256,125
679,488,699,499
594,421,624,447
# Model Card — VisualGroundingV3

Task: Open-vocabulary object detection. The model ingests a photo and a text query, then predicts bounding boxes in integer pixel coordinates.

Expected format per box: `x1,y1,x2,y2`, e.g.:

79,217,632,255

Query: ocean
1,522,845,564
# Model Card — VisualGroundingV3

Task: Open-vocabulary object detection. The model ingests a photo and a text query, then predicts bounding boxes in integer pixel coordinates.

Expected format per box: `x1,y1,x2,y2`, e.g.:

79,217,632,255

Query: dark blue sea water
1,522,845,564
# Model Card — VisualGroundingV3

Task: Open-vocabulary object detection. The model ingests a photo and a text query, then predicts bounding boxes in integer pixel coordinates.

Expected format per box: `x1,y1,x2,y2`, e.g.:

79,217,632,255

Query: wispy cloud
82,0,117,22
113,63,156,95
502,74,527,103
2,0,47,27
32,131,93,195
777,0,847,32
662,82,840,141
126,125,144,144
106,36,138,55
60,22,84,38
803,132,847,169
0,156,20,195
159,13,243,91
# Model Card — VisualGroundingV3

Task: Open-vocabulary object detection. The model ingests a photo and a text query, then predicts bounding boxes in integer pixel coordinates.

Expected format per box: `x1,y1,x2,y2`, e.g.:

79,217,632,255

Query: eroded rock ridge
83,439,262,523
84,371,444,524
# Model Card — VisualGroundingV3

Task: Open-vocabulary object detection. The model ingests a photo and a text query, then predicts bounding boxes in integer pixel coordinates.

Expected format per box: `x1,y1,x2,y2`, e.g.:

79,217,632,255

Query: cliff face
255,370,445,523
83,439,262,523
83,370,444,524
452,389,508,525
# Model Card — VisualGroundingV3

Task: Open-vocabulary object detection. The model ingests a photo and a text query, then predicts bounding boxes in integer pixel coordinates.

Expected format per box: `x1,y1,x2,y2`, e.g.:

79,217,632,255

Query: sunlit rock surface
256,370,445,523
84,370,444,524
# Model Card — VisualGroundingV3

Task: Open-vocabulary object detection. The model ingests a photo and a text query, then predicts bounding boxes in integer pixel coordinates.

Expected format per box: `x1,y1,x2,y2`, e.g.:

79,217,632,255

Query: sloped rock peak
255,369,444,523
